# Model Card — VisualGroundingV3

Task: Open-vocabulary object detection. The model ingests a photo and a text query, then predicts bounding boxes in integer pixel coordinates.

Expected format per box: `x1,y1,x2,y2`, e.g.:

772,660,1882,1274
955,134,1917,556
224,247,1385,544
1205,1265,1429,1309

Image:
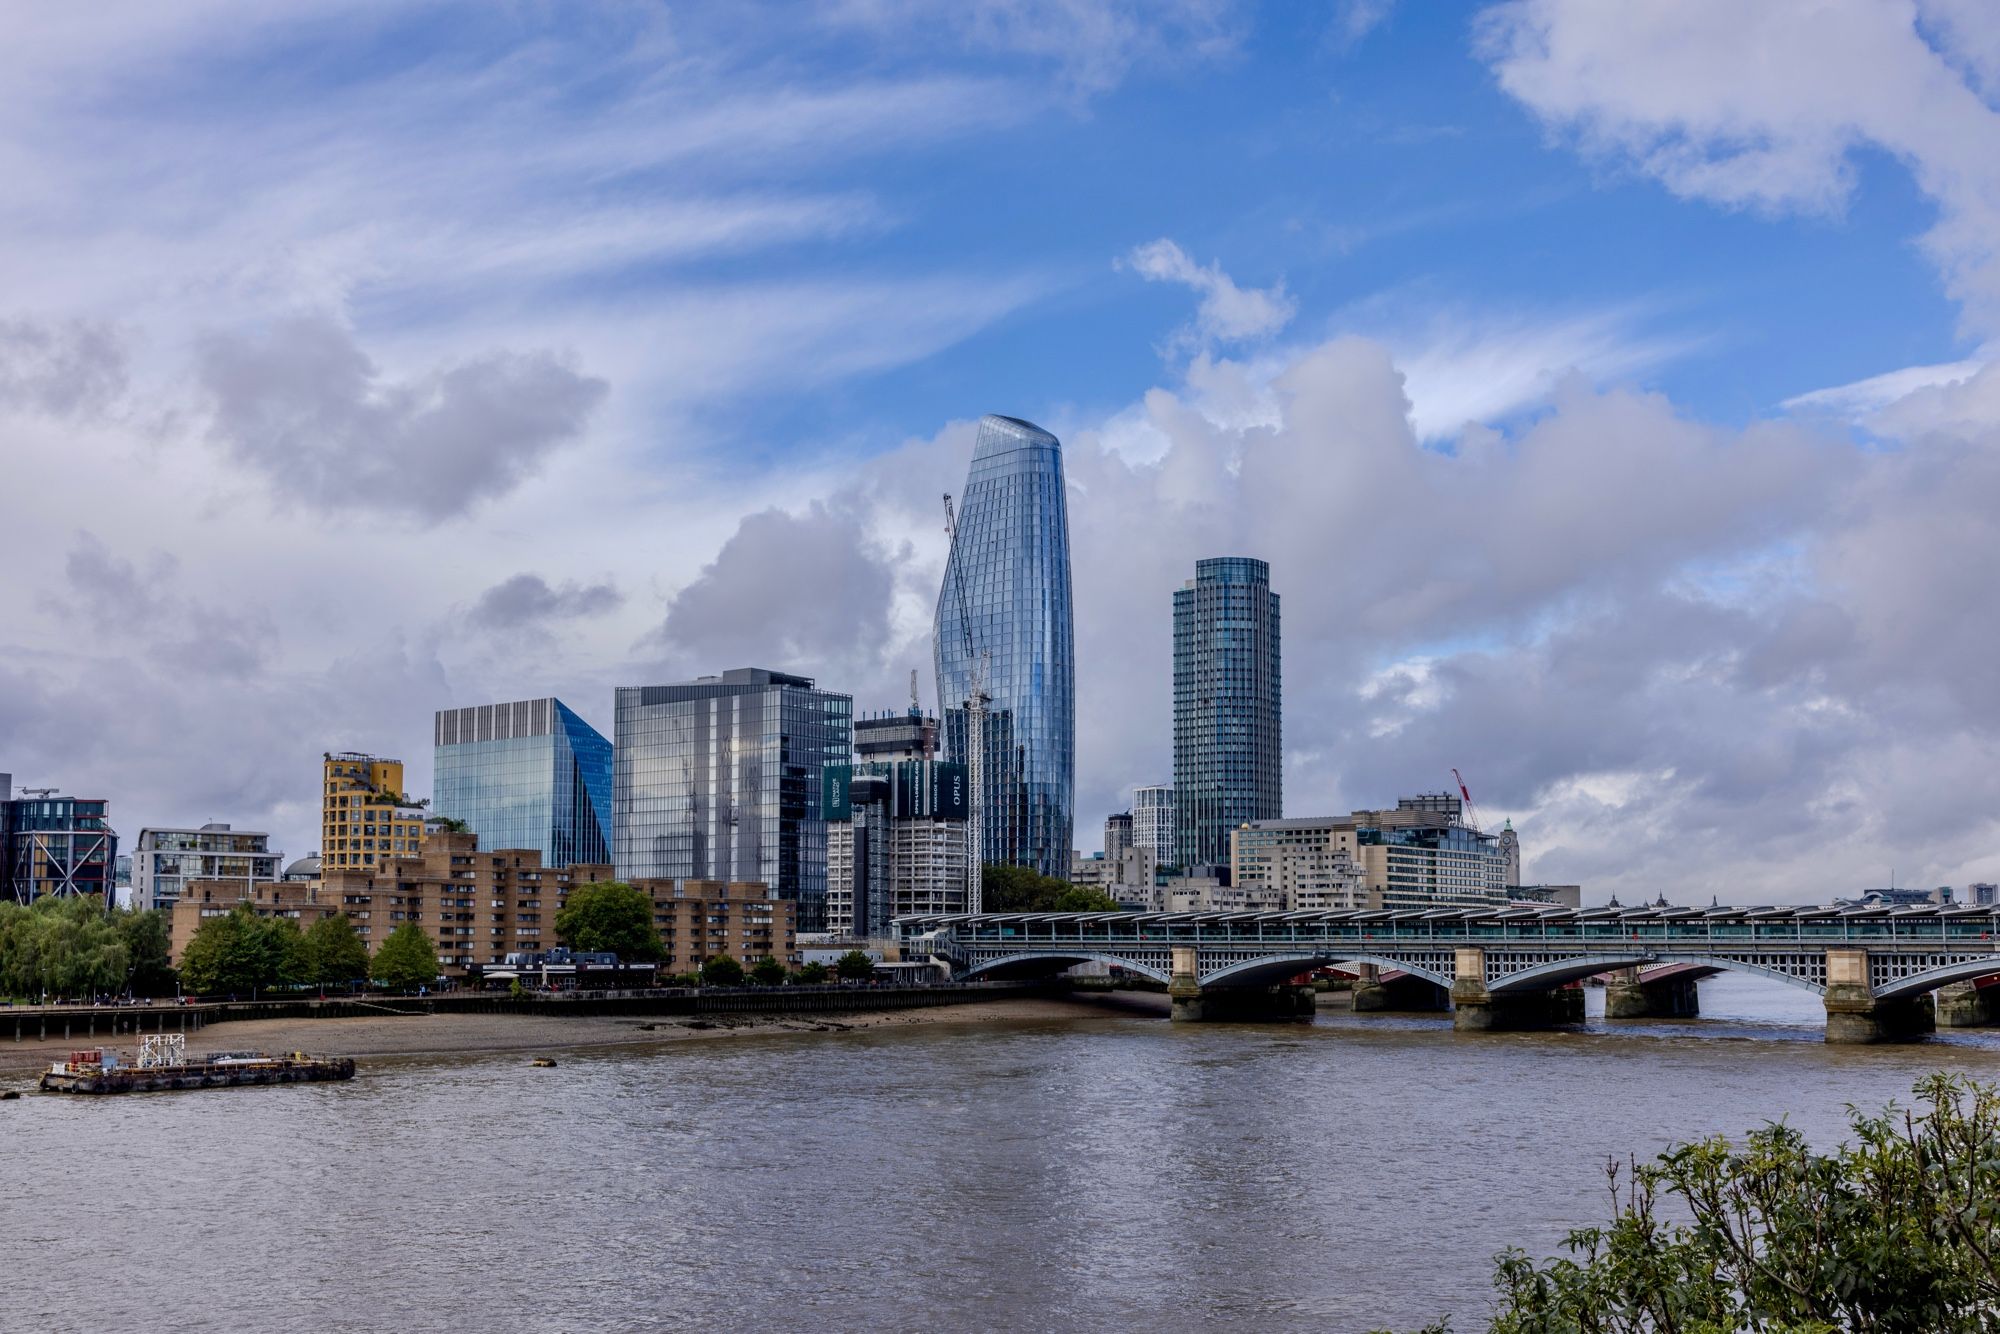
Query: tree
554,881,665,962
301,913,370,989
1414,1074,2000,1333
749,955,786,986
371,922,440,992
835,949,876,982
0,896,131,998
981,864,1121,914
177,905,304,996
795,961,829,985
432,816,470,834
700,953,744,987
117,908,175,996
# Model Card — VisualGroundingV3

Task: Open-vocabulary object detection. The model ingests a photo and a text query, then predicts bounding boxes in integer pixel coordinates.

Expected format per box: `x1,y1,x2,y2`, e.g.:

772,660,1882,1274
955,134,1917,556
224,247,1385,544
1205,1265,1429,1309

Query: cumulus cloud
469,574,622,631
1122,238,1295,348
197,315,607,522
0,317,125,418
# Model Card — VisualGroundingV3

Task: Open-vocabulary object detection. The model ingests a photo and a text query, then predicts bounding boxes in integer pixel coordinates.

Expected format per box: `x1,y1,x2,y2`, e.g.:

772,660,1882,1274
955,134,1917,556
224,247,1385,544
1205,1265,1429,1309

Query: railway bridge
894,903,2000,1043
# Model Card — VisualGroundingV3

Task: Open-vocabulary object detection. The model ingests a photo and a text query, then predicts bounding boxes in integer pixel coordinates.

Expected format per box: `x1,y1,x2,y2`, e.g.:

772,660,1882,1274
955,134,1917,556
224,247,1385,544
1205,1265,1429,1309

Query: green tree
835,949,877,982
117,908,175,996
177,905,304,997
981,864,1122,913
795,961,829,985
749,954,786,986
301,913,370,989
1409,1074,2000,1333
553,881,665,961
432,816,470,833
370,922,440,992
0,896,130,998
700,953,744,987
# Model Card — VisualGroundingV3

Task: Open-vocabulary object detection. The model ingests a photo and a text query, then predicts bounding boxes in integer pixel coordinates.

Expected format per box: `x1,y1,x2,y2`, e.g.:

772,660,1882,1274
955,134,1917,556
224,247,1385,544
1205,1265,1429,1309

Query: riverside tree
834,949,876,982
301,913,370,989
0,896,134,998
700,953,744,987
178,904,305,996
749,954,786,986
553,880,665,961
370,922,440,992
980,863,1120,913
1397,1074,2000,1333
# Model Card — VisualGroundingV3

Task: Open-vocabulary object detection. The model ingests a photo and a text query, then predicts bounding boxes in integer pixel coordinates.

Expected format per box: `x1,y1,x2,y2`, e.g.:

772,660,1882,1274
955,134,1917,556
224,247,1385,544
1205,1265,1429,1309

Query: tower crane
1451,768,1485,835
943,493,988,914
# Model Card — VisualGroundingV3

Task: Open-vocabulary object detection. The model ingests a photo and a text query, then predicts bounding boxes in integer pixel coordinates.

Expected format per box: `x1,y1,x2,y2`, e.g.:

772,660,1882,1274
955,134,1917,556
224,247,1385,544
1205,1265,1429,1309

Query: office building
1133,783,1173,865
1173,557,1281,870
824,710,970,938
0,775,118,903
1231,818,1364,911
1229,796,1510,911
131,824,282,914
433,697,613,868
934,414,1076,878
322,753,427,873
614,668,851,933
1104,811,1133,861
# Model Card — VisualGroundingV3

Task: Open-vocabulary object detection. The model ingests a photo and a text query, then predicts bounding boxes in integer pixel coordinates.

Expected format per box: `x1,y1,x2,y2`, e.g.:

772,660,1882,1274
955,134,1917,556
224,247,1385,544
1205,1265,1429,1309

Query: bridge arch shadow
1487,955,1825,996
1199,954,1453,991
1875,961,2000,1002
964,952,1173,985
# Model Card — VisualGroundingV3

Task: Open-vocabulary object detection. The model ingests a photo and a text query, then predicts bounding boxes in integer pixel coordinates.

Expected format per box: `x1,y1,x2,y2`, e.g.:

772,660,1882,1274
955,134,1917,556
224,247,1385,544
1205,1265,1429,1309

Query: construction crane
1451,768,1485,834
17,787,58,799
943,493,988,915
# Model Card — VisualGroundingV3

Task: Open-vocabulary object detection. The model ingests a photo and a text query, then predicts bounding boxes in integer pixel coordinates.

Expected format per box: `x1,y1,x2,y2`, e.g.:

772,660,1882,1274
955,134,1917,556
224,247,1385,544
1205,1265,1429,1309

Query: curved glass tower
935,414,1075,878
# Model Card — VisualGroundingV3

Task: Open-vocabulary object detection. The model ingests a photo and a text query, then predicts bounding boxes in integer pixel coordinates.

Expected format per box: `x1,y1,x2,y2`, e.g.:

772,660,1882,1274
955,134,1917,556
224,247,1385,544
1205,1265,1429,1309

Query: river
11,976,2000,1333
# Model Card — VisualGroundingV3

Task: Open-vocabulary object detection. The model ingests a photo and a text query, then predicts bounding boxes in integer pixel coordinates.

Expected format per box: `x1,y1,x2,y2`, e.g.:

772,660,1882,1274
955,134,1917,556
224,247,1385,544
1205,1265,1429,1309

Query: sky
2,0,1998,904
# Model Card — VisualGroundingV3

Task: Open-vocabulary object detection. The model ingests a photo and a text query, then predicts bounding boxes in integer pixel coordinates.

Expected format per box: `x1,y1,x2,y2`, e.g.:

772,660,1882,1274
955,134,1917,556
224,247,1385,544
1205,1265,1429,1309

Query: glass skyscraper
613,668,851,933
433,697,613,868
934,414,1075,878
1173,557,1282,870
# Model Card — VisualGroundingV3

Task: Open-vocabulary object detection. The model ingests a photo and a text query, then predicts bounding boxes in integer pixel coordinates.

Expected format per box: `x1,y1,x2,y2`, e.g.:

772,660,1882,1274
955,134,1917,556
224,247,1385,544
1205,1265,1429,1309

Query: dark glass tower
433,697,613,867
935,414,1075,879
1173,557,1282,870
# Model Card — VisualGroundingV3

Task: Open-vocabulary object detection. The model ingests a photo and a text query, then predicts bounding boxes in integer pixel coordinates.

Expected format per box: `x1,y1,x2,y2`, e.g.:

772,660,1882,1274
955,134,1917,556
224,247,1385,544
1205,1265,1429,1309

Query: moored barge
39,1034,355,1094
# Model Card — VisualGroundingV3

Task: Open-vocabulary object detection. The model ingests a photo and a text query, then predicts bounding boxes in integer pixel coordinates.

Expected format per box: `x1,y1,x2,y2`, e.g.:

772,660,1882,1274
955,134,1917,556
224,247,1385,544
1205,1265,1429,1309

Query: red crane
1451,768,1485,834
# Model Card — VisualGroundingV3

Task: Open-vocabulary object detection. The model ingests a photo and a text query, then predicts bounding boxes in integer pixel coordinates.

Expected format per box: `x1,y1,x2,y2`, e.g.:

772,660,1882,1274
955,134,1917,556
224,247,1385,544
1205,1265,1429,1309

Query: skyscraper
1173,557,1282,870
935,414,1076,879
613,668,851,932
433,697,613,868
1133,783,1174,865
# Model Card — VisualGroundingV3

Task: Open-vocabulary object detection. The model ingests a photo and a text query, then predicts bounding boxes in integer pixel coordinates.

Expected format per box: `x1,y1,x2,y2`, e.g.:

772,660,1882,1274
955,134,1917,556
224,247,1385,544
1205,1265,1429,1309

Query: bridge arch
962,951,1174,985
1487,953,1827,996
1200,953,1454,991
1873,961,2000,1002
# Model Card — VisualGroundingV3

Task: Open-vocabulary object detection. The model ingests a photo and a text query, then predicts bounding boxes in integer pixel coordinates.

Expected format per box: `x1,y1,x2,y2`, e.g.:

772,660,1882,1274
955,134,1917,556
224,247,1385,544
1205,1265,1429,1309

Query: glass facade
2,795,118,903
613,669,851,933
1174,557,1282,869
434,698,612,868
934,414,1076,878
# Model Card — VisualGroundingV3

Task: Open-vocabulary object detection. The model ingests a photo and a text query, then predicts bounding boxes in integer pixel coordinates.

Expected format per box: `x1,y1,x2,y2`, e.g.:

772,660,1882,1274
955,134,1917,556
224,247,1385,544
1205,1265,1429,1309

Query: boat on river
39,1034,355,1095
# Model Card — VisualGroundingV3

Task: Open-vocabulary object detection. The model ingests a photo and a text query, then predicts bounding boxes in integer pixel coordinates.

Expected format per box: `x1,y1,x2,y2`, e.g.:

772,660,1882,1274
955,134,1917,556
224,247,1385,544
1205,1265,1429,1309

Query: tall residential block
1104,811,1134,861
934,414,1076,879
433,697,613,868
1133,783,1174,865
1173,557,1282,870
613,668,851,933
132,824,281,914
322,753,427,873
824,712,970,938
0,775,118,903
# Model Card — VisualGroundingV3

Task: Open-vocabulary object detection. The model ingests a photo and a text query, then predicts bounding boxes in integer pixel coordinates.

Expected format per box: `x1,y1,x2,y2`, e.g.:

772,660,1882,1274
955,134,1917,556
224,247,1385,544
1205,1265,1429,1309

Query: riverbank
0,991,1167,1081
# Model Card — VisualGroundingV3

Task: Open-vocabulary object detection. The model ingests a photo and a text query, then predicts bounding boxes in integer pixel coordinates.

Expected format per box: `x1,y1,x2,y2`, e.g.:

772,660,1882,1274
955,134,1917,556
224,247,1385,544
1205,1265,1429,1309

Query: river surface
11,976,2000,1333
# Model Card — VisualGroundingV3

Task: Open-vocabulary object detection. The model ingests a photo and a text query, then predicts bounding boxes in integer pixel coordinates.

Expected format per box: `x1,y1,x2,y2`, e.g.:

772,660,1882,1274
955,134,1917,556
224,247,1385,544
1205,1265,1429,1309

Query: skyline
2,2,1998,903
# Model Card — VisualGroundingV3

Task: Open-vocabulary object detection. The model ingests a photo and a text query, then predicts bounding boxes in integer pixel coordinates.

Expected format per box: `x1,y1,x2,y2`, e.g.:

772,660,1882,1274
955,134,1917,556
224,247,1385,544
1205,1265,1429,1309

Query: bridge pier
1450,948,1584,1032
1935,982,2000,1028
1351,966,1449,1013
1823,950,1934,1044
1168,948,1315,1023
1604,968,1700,1019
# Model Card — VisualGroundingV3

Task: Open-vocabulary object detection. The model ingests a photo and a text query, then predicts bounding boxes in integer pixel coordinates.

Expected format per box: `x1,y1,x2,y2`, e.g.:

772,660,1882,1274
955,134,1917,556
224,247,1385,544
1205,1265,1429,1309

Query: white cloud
1783,351,1993,420
1122,238,1296,348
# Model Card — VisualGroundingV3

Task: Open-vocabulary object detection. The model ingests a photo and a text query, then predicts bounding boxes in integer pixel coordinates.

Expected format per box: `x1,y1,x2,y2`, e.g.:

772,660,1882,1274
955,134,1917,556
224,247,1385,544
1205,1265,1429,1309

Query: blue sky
2,0,1998,902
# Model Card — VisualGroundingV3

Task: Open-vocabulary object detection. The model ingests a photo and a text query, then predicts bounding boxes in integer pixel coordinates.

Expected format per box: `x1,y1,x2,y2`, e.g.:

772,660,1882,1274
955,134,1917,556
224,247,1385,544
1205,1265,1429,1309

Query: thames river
12,978,2000,1333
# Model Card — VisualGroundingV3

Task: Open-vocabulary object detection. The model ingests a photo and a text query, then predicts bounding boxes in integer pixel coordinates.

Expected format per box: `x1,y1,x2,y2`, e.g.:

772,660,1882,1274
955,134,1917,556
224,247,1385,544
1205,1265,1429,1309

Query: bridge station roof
896,902,1996,931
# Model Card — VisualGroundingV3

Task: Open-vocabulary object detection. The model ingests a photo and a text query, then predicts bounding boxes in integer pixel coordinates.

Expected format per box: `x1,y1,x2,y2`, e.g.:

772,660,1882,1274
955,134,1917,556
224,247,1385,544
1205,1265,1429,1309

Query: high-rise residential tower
1133,783,1174,865
1173,557,1282,870
322,753,426,873
613,668,851,933
934,414,1075,879
433,697,613,868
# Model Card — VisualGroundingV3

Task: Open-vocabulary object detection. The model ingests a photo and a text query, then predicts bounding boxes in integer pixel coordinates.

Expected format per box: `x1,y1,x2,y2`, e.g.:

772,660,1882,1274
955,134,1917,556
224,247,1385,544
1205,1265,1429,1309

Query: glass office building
433,697,613,868
613,669,851,933
0,783,118,903
1173,557,1282,870
934,414,1076,879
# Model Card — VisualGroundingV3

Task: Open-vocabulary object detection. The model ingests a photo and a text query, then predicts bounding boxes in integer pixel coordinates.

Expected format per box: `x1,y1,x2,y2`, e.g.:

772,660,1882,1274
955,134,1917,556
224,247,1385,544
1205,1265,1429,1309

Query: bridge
893,903,2000,1042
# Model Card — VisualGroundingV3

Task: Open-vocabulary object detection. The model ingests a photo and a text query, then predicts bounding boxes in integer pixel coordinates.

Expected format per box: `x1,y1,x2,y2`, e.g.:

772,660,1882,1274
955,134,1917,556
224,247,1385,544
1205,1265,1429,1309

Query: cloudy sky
3,0,1997,903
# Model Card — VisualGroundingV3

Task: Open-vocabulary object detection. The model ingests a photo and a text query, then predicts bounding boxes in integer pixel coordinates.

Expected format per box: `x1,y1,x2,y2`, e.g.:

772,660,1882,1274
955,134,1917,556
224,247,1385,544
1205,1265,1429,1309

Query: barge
39,1034,355,1095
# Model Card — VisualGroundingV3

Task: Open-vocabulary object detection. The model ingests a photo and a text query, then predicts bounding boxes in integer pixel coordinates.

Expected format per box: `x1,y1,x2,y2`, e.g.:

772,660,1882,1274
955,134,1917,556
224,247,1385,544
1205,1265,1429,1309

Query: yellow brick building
321,752,427,873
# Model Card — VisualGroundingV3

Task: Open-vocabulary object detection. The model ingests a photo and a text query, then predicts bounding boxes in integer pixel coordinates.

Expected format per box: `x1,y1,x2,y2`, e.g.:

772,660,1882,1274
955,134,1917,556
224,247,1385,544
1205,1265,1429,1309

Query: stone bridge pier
1350,963,1450,1013
1823,949,1935,1043
1449,948,1584,1032
1604,967,1700,1020
1169,948,1316,1023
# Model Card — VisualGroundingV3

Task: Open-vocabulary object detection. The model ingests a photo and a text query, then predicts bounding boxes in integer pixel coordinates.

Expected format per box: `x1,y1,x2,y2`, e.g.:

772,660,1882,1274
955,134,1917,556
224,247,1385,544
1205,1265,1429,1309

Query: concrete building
1104,811,1133,861
172,830,796,978
131,824,282,914
322,753,427,874
1231,818,1364,911
1133,783,1173,865
433,697,613,868
1173,557,1282,871
613,668,852,933
824,710,969,938
0,775,119,903
1228,795,1510,912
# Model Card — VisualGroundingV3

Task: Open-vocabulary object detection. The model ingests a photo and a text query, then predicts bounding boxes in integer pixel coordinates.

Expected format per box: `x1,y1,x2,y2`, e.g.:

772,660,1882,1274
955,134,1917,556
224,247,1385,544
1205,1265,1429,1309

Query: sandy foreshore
0,991,1167,1082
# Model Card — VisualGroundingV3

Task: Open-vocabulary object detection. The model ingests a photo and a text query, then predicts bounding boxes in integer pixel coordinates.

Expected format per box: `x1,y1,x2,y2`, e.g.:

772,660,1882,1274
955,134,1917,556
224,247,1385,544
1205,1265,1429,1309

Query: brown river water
9,975,2000,1333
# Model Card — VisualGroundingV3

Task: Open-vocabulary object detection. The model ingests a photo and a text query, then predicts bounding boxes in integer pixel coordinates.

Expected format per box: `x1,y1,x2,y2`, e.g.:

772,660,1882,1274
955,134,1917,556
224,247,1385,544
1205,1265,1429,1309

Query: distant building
131,824,281,914
433,697,613,868
1173,558,1281,870
1133,784,1173,864
1104,811,1133,861
1498,819,1521,887
281,853,321,883
1070,851,1109,887
614,668,852,933
1973,883,1998,907
824,710,969,938
322,753,427,873
1229,794,1510,911
1232,818,1364,911
1511,883,1582,909
0,775,118,904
